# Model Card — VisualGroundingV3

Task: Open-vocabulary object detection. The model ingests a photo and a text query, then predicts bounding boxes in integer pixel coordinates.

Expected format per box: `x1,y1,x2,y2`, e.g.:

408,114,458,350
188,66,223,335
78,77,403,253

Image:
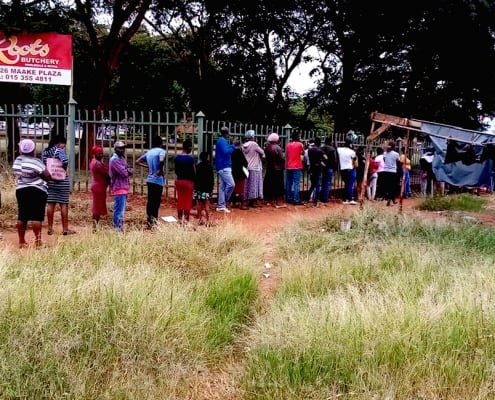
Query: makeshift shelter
368,112,495,189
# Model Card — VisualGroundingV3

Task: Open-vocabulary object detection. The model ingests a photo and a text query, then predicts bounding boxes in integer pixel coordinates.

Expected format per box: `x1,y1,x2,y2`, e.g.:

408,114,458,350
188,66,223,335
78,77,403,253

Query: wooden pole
399,129,410,213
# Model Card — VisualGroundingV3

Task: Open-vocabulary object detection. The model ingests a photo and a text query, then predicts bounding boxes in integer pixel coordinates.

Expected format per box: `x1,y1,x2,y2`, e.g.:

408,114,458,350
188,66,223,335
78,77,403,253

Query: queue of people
10,133,432,248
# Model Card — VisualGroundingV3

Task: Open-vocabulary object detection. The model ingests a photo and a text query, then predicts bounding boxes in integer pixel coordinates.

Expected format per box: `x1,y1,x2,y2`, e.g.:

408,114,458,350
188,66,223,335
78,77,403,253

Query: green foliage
417,194,487,212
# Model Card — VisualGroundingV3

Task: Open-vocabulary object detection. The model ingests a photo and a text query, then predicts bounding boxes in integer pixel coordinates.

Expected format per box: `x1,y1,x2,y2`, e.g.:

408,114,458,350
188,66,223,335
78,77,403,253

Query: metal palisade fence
0,104,425,199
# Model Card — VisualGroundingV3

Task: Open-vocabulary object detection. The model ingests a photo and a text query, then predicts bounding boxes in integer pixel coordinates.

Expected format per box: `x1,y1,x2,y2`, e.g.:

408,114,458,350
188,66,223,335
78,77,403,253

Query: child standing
174,139,196,223
194,151,214,225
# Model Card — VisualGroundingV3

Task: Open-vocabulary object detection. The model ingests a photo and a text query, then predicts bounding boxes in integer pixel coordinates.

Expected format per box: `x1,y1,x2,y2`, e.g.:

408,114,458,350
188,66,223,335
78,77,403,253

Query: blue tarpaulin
418,121,495,188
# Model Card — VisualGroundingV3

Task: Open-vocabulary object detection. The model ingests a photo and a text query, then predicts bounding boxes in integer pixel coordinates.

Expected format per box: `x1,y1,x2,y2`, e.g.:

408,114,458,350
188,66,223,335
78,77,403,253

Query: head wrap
114,140,126,149
267,133,279,143
92,145,103,155
18,139,35,154
245,130,255,139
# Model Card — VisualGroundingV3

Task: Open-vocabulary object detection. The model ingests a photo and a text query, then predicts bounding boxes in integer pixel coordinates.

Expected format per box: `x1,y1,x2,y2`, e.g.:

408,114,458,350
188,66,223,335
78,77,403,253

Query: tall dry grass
242,206,495,400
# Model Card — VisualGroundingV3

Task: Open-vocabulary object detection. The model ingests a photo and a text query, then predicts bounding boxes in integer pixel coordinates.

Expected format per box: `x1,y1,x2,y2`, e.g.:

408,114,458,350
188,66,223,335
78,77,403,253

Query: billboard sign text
0,32,72,86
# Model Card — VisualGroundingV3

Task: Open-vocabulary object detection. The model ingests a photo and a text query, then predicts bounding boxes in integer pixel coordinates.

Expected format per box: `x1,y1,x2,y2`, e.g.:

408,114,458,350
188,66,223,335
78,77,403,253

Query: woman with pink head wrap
12,139,52,247
242,129,265,208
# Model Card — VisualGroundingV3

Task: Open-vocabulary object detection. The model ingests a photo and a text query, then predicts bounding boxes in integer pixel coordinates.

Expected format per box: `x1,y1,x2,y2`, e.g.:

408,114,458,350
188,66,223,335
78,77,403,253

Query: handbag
47,157,67,181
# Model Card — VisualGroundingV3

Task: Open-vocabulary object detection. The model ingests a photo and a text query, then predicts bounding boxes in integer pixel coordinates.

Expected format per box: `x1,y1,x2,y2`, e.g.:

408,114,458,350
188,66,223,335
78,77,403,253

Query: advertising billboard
0,32,72,86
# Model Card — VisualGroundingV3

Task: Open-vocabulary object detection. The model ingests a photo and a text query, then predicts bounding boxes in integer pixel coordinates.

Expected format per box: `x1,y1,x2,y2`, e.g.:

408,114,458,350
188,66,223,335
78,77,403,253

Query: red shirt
286,141,304,169
368,159,379,175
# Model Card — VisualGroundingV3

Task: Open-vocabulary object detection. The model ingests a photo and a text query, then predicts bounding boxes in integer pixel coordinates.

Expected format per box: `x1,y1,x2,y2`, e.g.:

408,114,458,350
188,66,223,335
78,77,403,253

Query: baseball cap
114,140,126,149
19,139,36,154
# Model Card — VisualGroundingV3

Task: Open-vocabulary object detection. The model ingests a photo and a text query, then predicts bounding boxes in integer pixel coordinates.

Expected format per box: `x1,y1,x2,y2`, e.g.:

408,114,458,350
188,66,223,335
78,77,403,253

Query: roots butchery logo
0,32,72,86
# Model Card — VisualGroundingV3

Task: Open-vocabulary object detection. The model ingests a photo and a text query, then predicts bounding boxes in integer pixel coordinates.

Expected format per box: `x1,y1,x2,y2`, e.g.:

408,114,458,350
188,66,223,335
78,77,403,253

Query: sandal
63,230,76,236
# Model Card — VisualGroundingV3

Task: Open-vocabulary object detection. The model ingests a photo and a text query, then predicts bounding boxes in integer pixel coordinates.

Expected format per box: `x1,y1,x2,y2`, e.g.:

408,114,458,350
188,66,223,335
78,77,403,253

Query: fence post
283,123,292,141
196,111,205,153
67,98,77,189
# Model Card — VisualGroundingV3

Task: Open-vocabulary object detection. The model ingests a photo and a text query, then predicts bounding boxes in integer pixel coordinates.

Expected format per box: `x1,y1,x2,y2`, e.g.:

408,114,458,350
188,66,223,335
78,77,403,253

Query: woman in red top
367,152,380,200
89,145,110,229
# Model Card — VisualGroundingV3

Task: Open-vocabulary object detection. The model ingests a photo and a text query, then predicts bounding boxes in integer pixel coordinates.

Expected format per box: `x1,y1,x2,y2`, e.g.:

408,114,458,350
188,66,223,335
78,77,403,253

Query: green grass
241,206,495,399
416,193,487,212
3,193,495,399
0,224,260,399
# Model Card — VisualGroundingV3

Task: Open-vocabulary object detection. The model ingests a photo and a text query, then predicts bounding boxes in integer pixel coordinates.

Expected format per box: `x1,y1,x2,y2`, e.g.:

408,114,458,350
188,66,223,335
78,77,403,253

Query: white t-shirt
375,154,385,173
337,146,356,170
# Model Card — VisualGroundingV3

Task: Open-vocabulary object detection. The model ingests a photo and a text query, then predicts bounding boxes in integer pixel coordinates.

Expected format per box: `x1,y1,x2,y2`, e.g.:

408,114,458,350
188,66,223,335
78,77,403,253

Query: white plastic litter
161,216,178,223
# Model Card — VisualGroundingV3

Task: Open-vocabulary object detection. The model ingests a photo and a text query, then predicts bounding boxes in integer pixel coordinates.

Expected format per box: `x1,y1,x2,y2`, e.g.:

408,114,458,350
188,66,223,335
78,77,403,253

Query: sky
286,49,322,95
287,62,317,94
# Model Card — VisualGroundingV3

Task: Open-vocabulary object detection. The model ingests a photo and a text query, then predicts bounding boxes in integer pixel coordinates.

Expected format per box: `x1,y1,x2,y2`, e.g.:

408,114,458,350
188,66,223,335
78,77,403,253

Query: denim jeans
308,168,322,205
320,168,334,202
403,170,411,197
113,194,128,232
341,169,356,201
217,168,235,208
286,169,302,203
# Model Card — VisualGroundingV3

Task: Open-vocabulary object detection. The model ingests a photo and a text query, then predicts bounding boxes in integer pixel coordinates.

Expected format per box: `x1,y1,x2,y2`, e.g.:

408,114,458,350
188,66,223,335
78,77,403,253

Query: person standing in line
355,146,367,201
215,127,237,213
285,131,305,205
374,147,385,200
13,139,52,247
307,137,325,207
420,149,435,196
109,141,133,232
320,136,338,204
382,141,401,206
136,135,166,229
231,138,249,209
194,151,214,226
400,146,412,198
42,135,75,235
89,145,110,230
242,129,265,208
263,132,286,208
337,139,358,205
366,152,379,201
174,138,196,223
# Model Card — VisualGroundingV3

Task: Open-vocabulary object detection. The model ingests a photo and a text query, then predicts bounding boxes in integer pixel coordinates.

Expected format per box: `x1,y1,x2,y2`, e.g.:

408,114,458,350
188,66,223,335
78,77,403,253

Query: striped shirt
42,145,70,204
12,155,48,193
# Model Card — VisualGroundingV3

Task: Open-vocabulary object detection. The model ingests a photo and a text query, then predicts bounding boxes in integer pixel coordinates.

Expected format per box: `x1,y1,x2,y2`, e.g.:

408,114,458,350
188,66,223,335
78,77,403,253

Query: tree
308,0,495,134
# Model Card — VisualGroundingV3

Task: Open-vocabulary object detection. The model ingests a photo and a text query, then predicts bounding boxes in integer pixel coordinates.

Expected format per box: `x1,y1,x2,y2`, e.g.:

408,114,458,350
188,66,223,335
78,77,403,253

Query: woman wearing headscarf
12,139,52,247
89,145,110,229
242,129,265,208
263,132,286,208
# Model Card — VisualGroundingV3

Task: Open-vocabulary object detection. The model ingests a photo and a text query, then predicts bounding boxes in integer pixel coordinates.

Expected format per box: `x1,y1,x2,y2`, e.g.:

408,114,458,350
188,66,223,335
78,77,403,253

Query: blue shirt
137,147,166,186
215,136,235,171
